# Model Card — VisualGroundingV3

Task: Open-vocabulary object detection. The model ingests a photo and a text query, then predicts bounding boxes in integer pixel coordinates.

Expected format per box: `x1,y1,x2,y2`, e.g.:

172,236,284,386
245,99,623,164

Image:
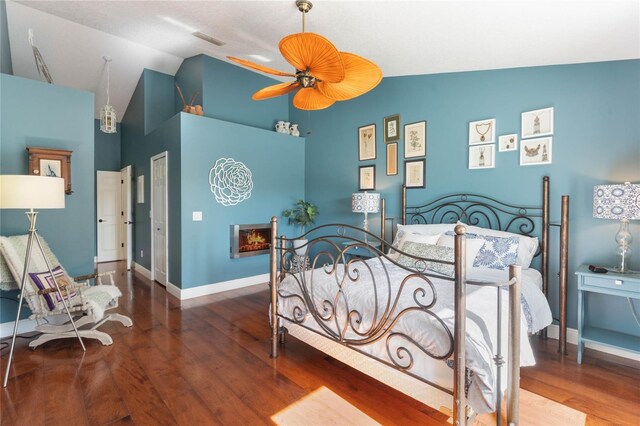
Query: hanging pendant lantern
100,56,117,133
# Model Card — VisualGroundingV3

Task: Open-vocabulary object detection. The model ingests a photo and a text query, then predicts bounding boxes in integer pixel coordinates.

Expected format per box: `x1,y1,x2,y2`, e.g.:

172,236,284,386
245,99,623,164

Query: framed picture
27,147,73,194
498,134,518,152
386,143,398,176
359,165,376,190
468,144,495,169
358,124,376,161
520,137,552,166
469,118,496,145
383,114,400,143
521,107,554,139
404,159,425,188
404,121,427,158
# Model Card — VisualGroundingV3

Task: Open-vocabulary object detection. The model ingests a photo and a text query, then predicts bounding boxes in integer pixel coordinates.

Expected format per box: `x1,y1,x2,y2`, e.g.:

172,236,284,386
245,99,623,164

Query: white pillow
395,223,456,238
436,235,484,272
389,233,441,261
457,222,538,268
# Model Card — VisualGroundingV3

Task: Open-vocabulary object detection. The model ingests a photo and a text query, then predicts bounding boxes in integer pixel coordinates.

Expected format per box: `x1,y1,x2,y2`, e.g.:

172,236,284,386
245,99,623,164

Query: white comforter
277,257,552,413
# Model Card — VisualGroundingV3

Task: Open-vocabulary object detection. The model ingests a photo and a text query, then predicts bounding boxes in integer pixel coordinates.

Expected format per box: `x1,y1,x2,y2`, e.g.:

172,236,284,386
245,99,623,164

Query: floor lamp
1,175,85,388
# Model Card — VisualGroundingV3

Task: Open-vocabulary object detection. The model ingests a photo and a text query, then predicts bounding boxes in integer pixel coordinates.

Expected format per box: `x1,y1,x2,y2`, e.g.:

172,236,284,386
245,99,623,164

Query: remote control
588,265,608,274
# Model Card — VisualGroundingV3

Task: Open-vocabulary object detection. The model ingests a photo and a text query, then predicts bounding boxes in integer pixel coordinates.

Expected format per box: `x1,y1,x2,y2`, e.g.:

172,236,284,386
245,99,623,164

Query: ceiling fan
228,0,382,110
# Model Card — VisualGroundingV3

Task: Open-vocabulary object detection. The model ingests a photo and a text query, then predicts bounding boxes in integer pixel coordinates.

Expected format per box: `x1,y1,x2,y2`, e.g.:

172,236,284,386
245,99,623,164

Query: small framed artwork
137,175,145,203
520,137,552,166
27,147,73,194
404,121,427,158
469,118,496,145
383,114,400,143
521,107,554,139
468,144,495,169
386,143,398,176
404,159,425,188
498,134,518,152
358,124,376,161
359,165,376,190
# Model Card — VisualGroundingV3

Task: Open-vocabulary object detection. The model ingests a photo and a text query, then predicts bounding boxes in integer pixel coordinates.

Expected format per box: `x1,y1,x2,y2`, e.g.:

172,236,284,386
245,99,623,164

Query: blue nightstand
575,264,640,364
341,242,382,261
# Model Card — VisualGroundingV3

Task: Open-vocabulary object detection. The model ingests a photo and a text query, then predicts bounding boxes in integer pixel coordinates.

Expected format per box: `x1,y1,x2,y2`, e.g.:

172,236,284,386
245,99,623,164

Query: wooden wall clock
27,147,73,194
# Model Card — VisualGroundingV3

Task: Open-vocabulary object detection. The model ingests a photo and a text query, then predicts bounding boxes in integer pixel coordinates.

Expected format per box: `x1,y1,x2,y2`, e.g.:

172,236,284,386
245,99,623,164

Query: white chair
0,235,132,349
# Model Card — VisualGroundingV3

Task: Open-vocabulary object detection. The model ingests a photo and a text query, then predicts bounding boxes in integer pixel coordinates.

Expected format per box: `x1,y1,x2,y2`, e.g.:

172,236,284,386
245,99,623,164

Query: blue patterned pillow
445,231,519,270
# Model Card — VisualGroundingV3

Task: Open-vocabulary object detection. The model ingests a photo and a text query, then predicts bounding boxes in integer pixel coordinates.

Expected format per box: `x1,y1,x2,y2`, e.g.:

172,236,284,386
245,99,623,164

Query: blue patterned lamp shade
352,192,380,214
593,183,640,220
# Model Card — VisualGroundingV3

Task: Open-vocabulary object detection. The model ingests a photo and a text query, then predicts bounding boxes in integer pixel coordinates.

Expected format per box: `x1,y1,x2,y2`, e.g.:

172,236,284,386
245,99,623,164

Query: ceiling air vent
192,31,225,47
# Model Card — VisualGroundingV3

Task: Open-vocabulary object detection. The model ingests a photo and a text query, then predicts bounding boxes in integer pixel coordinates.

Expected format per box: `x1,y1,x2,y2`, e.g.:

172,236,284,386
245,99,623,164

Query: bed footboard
269,218,523,425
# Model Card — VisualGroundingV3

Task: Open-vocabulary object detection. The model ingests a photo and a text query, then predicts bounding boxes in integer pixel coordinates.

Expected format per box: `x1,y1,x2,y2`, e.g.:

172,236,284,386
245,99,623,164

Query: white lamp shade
352,192,380,214
593,183,640,220
0,175,65,209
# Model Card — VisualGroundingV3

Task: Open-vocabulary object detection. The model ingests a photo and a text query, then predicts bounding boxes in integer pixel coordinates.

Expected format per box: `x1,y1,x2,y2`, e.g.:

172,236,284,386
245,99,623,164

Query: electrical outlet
140,250,143,258
193,211,202,221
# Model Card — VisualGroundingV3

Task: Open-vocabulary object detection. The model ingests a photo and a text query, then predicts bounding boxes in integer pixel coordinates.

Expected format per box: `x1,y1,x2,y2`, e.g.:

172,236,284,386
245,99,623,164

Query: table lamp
352,192,380,243
0,175,85,388
593,182,640,273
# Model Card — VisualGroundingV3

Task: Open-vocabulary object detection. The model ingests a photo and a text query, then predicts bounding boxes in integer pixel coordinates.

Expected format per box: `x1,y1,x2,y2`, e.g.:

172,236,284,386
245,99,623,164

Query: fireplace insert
230,223,272,259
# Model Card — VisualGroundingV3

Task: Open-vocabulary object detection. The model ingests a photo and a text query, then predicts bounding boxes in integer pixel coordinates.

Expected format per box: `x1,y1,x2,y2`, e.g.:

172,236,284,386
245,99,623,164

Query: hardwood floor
2,261,638,425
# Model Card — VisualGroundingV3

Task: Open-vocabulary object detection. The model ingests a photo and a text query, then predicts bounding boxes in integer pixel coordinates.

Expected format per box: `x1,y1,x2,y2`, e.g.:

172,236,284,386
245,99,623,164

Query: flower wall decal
209,158,253,206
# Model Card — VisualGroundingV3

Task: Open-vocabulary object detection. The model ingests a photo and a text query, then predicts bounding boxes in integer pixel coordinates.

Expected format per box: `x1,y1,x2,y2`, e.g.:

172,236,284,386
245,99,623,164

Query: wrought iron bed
268,176,569,425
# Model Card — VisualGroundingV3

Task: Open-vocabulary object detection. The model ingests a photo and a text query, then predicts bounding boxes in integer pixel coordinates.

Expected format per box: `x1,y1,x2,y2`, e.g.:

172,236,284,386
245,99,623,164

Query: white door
120,165,133,270
97,171,122,262
151,153,168,286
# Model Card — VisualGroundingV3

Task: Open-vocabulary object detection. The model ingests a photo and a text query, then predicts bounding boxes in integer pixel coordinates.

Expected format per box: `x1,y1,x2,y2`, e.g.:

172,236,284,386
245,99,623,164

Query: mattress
277,257,552,413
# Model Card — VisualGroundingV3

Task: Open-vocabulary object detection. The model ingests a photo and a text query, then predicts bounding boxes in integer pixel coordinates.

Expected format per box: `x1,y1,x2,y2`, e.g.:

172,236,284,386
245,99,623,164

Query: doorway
96,171,122,262
120,165,133,270
150,152,168,286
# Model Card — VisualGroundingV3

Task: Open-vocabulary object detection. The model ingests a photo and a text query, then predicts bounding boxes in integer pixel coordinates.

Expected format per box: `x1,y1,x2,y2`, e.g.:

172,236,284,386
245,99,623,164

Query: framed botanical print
404,120,427,158
404,159,425,188
358,124,376,161
27,147,73,194
386,143,398,175
383,114,400,143
359,165,376,190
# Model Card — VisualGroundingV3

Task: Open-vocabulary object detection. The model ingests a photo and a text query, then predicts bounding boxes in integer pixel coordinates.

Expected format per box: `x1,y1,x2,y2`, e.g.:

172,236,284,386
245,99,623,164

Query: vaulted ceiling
6,0,639,120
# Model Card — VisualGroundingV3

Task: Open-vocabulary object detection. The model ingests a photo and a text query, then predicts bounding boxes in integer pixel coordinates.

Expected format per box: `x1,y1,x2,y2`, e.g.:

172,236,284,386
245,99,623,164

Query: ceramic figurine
275,121,287,133
290,124,300,137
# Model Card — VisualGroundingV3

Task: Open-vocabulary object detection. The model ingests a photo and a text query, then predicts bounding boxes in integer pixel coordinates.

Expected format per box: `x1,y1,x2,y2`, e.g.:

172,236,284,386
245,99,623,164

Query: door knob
157,228,160,231
125,221,133,225
99,219,105,223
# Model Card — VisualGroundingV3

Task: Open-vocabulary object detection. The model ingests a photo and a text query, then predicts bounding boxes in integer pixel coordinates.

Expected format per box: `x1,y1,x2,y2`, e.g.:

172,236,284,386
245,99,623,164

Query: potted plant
283,200,319,256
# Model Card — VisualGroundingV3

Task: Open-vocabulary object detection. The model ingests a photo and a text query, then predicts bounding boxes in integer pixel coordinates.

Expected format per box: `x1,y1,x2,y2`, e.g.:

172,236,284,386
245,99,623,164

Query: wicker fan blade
316,53,382,101
293,87,335,110
252,82,300,100
279,33,345,83
227,56,296,77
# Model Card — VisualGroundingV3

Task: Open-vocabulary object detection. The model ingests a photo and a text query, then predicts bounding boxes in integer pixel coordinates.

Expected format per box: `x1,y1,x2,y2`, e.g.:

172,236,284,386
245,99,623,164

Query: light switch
193,211,203,221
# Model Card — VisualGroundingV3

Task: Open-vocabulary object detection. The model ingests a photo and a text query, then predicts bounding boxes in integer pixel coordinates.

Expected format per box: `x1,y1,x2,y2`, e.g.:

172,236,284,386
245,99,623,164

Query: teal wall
123,59,298,289
120,71,182,285
175,55,290,131
180,114,304,288
94,119,121,171
0,0,12,75
291,59,640,336
0,74,95,323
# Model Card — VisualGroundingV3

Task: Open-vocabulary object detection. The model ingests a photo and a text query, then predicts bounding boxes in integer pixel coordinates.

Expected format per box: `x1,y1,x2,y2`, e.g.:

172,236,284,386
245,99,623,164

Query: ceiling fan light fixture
227,0,381,110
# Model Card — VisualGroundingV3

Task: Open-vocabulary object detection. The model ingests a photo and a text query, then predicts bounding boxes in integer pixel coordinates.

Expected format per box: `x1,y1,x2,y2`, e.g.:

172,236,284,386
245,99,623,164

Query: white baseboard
0,319,37,338
169,273,269,300
546,324,639,362
132,262,151,279
133,262,265,299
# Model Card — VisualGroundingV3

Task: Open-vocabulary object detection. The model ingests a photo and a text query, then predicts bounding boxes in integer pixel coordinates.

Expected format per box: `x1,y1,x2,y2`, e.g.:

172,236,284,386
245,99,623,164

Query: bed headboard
401,176,553,310
401,176,549,242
